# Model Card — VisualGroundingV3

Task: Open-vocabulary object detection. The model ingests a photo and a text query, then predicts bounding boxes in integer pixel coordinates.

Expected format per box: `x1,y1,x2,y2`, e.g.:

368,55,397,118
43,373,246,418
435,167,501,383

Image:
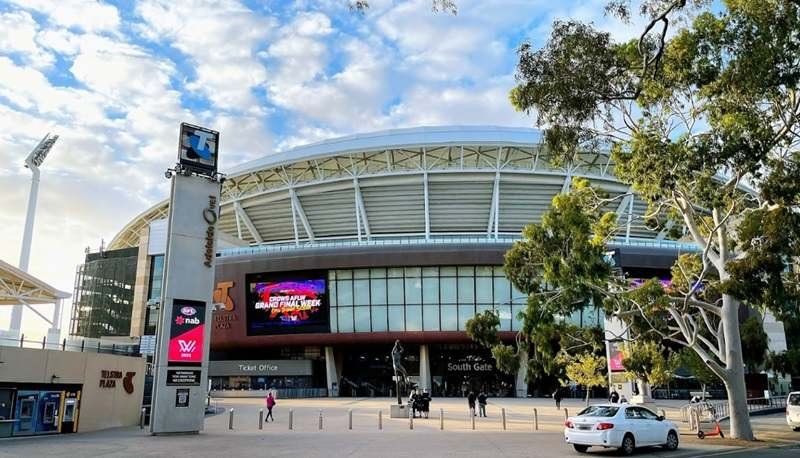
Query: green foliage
465,310,501,348
491,344,521,375
621,341,677,387
740,316,769,372
558,352,608,391
678,348,719,387
765,348,800,378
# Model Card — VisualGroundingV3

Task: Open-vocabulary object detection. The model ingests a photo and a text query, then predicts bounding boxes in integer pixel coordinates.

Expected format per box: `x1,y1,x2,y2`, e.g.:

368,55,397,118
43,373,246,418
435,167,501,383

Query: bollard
140,407,146,429
378,410,382,430
289,409,294,430
259,409,263,430
319,410,323,430
229,408,234,430
533,408,539,431
348,409,353,430
440,408,444,430
19,334,24,348
564,408,569,421
42,336,46,349
62,338,66,351
409,411,414,430
501,408,506,430
471,411,475,430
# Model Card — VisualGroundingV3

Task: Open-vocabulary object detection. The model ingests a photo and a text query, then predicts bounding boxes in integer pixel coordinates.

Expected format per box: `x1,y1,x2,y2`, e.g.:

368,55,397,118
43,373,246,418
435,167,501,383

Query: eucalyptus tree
507,0,800,440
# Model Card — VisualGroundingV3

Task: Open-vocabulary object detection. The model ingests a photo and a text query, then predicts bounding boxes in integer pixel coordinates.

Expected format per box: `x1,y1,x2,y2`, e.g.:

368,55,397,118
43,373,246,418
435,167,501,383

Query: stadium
72,125,781,399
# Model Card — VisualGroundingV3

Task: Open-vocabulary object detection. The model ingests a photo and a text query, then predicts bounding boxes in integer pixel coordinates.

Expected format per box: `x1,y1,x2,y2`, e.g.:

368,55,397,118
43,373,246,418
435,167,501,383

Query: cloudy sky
0,0,639,337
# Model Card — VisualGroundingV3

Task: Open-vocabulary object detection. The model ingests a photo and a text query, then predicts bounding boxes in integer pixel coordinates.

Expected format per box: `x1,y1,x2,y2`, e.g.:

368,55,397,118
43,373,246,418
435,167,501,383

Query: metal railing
0,334,140,356
680,396,788,422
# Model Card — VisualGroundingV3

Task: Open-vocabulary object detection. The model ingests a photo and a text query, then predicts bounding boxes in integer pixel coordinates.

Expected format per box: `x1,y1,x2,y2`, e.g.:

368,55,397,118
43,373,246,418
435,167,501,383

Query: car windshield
577,406,619,417
789,394,800,406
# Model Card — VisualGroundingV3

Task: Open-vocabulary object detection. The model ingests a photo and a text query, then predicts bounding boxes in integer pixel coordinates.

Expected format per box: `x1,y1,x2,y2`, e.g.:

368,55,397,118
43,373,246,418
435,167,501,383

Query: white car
788,392,800,431
564,404,679,455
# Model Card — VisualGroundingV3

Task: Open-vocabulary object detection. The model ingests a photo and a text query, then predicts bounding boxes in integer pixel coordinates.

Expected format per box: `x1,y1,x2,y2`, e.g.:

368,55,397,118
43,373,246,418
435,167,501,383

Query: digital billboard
608,340,625,372
245,270,329,335
167,299,206,366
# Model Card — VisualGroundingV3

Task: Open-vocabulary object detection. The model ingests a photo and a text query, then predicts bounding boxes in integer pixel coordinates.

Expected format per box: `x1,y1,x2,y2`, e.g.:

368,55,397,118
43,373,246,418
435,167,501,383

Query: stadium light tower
10,134,58,334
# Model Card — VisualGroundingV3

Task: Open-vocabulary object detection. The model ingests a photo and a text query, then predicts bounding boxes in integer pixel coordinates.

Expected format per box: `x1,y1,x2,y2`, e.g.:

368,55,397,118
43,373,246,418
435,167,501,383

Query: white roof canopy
0,258,70,306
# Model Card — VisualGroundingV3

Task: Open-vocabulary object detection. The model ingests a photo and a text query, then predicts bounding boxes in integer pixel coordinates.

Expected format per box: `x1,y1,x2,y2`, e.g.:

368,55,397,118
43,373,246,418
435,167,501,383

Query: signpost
150,123,222,435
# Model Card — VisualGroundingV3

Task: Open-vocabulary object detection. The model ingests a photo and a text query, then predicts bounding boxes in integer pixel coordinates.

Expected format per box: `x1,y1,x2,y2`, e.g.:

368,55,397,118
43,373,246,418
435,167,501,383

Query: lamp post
10,134,58,334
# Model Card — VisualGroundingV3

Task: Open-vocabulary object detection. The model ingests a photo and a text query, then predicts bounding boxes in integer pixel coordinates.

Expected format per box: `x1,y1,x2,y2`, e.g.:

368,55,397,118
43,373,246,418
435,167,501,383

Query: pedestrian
265,391,276,422
553,387,562,410
467,390,477,417
609,390,620,403
477,390,488,417
619,394,628,404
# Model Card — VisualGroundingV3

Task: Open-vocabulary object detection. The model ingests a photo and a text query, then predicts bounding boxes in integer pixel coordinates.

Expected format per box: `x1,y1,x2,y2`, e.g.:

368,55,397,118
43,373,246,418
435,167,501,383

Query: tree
678,348,719,400
509,0,800,440
740,316,769,373
621,341,677,394
559,352,608,405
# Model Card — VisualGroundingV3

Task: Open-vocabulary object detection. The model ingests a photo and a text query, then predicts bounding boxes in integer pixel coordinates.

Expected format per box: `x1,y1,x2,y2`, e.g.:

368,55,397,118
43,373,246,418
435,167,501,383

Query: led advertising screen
168,299,206,366
245,270,330,335
608,340,625,372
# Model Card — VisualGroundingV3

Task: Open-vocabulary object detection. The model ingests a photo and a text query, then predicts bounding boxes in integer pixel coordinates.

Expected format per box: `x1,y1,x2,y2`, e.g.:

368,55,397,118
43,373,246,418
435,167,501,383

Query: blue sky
0,0,641,336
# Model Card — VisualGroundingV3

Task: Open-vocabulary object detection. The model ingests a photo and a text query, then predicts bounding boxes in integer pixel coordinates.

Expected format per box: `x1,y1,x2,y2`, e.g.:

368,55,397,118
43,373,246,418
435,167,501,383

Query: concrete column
419,344,432,391
129,227,152,337
515,348,528,398
325,346,340,397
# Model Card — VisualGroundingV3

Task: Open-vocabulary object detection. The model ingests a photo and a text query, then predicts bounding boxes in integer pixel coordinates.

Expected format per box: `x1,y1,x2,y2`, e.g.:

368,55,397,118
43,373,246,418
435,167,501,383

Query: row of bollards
225,407,562,431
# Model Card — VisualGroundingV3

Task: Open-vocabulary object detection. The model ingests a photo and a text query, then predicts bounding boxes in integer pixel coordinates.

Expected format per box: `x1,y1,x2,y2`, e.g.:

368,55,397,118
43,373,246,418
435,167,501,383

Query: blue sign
179,123,219,176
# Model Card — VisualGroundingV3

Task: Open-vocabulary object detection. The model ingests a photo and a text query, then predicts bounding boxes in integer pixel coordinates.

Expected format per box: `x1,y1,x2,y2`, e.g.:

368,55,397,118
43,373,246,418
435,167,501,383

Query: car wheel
794,427,800,432
620,434,635,456
663,430,679,451
573,444,589,453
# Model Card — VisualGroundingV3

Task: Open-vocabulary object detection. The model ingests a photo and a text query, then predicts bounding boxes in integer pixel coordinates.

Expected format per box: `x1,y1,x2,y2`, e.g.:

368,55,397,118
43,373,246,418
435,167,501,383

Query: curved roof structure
109,126,661,250
0,258,70,305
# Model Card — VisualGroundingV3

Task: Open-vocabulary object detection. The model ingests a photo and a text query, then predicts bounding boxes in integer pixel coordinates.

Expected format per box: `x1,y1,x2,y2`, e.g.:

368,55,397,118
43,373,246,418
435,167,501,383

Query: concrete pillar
129,227,152,337
419,344,432,391
325,346,340,397
515,348,528,398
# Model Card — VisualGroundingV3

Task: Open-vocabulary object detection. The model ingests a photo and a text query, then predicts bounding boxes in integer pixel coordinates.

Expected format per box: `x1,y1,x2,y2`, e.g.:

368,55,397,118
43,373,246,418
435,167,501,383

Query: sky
0,0,643,337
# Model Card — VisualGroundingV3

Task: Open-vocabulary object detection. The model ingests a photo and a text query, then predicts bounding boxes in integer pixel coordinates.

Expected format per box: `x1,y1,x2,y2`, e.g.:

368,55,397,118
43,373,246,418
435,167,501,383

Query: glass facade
328,266,526,333
143,254,165,336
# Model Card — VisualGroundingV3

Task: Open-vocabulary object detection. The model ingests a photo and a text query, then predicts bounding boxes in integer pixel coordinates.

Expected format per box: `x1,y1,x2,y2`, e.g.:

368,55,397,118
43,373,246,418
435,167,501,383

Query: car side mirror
656,416,664,421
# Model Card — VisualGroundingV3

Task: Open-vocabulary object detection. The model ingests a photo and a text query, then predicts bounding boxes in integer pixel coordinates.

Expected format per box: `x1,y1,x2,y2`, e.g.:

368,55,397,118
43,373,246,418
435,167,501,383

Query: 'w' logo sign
178,339,196,353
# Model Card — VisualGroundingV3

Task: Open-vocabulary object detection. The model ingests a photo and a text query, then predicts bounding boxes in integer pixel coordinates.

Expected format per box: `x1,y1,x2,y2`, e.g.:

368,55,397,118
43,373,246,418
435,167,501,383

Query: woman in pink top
265,392,276,422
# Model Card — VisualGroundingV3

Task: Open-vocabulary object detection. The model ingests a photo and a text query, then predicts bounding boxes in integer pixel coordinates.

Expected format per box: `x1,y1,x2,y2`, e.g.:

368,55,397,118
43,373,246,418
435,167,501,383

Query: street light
10,133,58,334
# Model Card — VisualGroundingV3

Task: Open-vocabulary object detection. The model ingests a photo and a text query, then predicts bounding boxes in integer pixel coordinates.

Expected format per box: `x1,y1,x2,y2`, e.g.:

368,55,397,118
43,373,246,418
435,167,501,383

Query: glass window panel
370,277,387,305
458,277,474,305
440,266,457,277
406,305,422,331
512,305,525,331
354,279,370,306
404,277,421,305
371,306,388,332
458,266,474,276
476,277,493,304
441,277,457,304
404,267,421,277
354,307,371,332
493,276,510,305
330,307,338,332
387,267,404,278
422,266,439,277
329,280,338,307
476,266,493,277
354,269,369,279
337,280,353,306
336,269,353,280
422,276,439,305
441,305,458,330
496,304,512,331
476,304,493,317
458,305,475,330
388,306,405,331
511,284,526,305
493,265,505,276
337,307,353,332
423,305,439,331
387,279,404,305
370,267,386,279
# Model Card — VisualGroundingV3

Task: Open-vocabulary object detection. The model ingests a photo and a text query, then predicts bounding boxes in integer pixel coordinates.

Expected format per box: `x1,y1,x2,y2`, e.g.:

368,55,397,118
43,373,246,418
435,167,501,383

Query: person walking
467,390,477,417
553,387,562,410
477,390,488,417
609,390,620,403
265,392,276,422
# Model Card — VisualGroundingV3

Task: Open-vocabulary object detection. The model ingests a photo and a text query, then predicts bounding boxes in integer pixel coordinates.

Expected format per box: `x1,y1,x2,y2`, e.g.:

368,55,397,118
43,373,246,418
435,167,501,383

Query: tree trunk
701,383,706,401
721,294,755,440
585,386,590,406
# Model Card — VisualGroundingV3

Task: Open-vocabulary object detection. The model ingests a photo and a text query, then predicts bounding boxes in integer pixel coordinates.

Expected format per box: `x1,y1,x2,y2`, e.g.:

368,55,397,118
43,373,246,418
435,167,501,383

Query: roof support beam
487,170,501,239
656,220,675,240
614,187,634,242
234,206,243,240
353,176,370,240
233,201,263,244
625,195,634,242
289,188,315,243
561,164,573,193
423,148,430,240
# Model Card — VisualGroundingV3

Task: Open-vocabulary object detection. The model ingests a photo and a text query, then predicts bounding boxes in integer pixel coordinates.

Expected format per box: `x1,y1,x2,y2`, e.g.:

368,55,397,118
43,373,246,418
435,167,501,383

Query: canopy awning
0,258,70,305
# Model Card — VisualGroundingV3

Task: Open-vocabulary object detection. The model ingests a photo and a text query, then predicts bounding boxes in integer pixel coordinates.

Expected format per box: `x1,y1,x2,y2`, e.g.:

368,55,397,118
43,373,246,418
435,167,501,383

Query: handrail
680,396,788,422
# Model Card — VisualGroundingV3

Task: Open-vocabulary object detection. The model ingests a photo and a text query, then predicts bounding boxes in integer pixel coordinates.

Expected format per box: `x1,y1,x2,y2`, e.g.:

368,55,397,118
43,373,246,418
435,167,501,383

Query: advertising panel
608,340,625,372
178,122,219,176
245,270,329,335
168,299,206,366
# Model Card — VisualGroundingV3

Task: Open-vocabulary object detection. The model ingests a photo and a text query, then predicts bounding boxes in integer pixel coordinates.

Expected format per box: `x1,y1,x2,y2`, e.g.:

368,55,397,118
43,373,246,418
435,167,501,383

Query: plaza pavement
0,397,798,457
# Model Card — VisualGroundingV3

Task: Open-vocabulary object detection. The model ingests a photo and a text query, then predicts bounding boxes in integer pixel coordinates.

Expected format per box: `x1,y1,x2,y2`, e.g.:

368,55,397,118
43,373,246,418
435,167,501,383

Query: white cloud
0,10,54,68
6,0,120,32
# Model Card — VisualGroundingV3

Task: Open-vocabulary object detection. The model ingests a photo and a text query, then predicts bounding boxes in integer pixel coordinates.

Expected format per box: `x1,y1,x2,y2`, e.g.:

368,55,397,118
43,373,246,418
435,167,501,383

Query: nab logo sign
213,281,235,311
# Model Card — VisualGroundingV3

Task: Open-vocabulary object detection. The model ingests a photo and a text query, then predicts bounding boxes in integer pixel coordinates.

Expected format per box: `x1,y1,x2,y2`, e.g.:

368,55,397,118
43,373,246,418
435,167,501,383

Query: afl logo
181,306,197,316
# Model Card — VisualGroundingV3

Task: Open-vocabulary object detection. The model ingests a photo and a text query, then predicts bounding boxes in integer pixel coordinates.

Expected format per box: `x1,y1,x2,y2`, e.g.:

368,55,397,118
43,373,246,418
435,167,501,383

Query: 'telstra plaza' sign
99,370,136,394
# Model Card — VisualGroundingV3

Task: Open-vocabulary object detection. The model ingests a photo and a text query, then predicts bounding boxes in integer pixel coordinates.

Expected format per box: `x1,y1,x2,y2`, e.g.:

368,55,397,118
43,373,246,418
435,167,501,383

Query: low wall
0,346,146,432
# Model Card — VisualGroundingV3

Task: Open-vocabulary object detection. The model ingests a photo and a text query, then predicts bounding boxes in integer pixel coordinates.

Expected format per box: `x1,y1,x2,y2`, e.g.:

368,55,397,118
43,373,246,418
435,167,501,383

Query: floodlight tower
9,134,58,333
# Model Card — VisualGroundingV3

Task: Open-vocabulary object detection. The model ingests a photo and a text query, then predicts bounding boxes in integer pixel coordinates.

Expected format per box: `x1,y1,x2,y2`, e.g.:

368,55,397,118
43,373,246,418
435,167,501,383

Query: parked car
788,392,800,431
564,404,679,455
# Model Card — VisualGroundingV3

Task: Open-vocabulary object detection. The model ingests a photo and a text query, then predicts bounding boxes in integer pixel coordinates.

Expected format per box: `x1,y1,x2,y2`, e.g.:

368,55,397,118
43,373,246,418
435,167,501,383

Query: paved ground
0,397,797,457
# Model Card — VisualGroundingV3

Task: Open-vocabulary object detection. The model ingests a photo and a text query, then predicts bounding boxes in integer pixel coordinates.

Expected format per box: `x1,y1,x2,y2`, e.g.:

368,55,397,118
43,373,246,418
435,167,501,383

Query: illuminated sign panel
167,299,206,365
178,122,219,176
245,270,329,335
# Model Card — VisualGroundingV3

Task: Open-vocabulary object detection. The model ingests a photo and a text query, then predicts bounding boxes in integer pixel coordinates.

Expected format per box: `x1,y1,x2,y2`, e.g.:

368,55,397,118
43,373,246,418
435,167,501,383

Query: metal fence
0,334,140,356
680,396,788,423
